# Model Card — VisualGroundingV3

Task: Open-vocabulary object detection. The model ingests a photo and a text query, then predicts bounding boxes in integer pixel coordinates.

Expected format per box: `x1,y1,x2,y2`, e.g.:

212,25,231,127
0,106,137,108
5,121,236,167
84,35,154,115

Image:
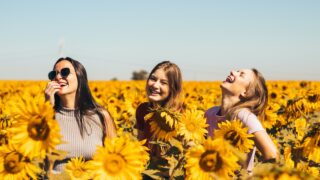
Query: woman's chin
57,91,64,96
57,88,68,95
148,95,162,103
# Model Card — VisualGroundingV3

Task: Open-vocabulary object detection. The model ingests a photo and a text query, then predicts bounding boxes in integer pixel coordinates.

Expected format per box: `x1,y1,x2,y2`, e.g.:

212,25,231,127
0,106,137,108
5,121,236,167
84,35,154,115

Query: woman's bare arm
253,130,279,161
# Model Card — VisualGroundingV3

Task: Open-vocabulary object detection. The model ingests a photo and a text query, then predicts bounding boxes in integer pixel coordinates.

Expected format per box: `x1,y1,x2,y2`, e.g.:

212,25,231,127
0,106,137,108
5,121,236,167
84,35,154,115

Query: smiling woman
205,68,279,173
44,57,117,173
135,61,183,163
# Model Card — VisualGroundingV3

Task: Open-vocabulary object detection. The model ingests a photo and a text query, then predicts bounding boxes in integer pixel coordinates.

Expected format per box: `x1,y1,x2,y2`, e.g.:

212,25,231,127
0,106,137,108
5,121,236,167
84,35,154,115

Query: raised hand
44,81,61,106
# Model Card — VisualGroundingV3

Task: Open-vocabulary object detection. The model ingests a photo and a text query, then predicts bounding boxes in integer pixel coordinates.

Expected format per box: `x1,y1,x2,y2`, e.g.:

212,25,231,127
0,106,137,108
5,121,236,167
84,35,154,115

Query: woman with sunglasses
44,57,117,173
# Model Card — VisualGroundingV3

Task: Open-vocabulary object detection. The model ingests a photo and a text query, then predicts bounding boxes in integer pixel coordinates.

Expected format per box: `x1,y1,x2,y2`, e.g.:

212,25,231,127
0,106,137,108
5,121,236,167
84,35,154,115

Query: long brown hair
52,57,115,139
227,68,268,120
147,61,183,111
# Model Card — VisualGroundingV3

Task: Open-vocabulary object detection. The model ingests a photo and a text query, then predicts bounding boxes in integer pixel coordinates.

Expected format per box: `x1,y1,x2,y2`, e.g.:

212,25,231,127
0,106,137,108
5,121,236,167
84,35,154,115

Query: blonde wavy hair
226,68,268,121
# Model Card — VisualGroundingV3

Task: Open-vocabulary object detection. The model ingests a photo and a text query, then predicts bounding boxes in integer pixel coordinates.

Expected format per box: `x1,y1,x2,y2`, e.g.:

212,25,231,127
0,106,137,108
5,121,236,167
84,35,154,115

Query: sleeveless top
53,107,104,172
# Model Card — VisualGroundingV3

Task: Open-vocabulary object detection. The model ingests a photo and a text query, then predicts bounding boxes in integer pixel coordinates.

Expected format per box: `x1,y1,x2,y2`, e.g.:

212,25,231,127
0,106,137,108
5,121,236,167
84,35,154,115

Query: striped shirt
53,107,103,172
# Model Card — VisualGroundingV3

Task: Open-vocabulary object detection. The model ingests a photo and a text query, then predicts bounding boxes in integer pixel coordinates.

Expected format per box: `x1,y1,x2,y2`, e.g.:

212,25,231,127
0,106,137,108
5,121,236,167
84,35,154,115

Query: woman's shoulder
136,102,151,113
236,108,264,133
136,102,151,120
205,106,220,117
85,108,110,123
237,108,256,121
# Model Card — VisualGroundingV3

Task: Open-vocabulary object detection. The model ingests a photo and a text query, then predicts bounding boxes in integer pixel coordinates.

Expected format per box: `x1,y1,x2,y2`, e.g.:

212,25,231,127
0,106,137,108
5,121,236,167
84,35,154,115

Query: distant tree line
131,70,148,80
109,70,148,80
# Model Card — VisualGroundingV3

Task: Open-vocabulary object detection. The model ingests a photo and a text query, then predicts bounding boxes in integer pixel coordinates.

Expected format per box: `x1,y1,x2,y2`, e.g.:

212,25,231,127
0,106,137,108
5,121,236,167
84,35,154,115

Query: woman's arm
135,103,149,141
102,110,117,138
237,109,279,161
253,130,279,161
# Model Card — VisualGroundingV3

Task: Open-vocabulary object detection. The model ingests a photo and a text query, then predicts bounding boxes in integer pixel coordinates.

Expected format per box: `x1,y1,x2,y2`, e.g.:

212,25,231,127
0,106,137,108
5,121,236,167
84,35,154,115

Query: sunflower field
0,80,319,179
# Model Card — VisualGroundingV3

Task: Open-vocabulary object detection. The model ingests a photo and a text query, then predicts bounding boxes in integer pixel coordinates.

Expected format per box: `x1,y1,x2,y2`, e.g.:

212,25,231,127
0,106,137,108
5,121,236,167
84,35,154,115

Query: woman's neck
150,101,165,108
220,94,239,116
60,94,76,109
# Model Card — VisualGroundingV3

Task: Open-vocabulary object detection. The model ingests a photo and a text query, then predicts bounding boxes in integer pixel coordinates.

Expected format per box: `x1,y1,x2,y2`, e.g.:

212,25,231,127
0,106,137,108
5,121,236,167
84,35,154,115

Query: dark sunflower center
199,150,222,172
4,151,24,174
0,132,8,146
224,130,241,146
282,85,287,91
300,81,307,88
308,94,319,103
0,115,11,129
27,118,50,141
270,92,277,99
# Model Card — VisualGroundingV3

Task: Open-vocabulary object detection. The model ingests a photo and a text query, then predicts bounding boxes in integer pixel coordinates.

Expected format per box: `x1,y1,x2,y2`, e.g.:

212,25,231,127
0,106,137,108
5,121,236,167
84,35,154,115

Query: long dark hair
53,57,113,139
147,61,183,111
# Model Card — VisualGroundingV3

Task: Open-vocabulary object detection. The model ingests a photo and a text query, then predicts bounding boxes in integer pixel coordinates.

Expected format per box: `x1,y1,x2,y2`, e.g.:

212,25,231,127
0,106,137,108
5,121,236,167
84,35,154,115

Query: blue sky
0,1,319,81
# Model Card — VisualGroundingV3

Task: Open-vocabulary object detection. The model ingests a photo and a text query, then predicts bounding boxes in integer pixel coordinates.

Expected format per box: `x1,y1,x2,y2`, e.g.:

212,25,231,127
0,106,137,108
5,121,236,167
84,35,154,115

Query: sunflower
7,95,61,159
0,145,41,180
283,146,294,168
269,90,279,101
263,103,280,129
107,104,122,128
304,90,320,111
116,100,137,128
294,118,307,141
107,96,119,106
301,132,320,163
177,109,208,143
296,162,319,178
214,120,254,153
65,156,93,180
277,173,301,180
146,107,180,141
185,138,240,179
251,163,315,180
285,97,309,119
90,135,149,180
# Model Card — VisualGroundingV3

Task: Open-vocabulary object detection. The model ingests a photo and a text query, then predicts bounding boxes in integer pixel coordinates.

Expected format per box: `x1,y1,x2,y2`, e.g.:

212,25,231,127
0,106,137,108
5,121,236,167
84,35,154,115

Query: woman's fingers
45,81,61,105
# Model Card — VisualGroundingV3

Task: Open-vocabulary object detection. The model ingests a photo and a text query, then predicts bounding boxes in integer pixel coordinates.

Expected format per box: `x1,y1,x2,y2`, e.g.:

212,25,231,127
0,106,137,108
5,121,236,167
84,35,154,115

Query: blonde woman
205,68,278,172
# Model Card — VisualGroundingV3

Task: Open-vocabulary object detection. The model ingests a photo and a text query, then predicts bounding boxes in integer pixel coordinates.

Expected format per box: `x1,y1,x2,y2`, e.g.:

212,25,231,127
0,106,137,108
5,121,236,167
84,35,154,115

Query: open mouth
58,82,68,88
148,87,161,96
225,75,235,83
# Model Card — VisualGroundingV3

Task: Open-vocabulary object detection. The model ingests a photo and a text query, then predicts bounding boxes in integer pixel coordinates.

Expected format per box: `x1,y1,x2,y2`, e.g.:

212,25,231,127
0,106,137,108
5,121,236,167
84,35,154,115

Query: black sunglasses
48,68,71,80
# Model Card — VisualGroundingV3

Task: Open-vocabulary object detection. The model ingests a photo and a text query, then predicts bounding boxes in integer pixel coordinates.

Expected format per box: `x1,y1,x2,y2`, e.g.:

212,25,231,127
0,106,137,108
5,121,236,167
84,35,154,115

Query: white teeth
58,82,68,87
152,90,160,94
149,88,160,94
226,76,234,83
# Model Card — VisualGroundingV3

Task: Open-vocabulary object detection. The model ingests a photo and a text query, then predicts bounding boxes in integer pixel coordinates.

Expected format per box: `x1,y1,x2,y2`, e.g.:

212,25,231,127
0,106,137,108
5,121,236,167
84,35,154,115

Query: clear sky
0,1,319,81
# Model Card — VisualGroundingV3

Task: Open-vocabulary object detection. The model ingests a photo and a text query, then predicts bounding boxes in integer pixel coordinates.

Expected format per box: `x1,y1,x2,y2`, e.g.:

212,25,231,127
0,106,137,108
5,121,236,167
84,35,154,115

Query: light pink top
205,106,265,172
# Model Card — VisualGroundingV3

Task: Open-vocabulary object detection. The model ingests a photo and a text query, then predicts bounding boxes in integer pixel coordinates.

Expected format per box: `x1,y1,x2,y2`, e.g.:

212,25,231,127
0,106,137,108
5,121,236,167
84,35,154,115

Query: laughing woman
44,57,116,172
205,68,278,173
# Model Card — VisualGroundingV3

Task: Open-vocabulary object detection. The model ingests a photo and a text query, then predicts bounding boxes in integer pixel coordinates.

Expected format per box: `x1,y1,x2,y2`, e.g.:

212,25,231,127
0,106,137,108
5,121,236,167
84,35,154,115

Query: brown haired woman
44,57,116,173
135,61,183,174
205,68,278,173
